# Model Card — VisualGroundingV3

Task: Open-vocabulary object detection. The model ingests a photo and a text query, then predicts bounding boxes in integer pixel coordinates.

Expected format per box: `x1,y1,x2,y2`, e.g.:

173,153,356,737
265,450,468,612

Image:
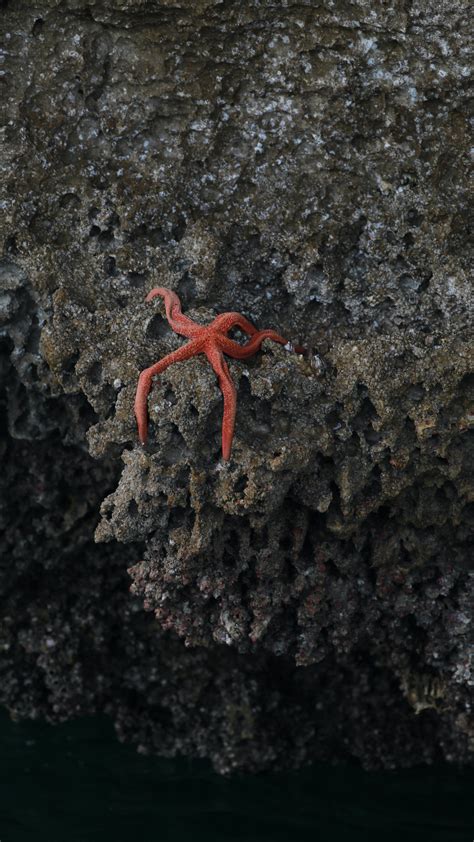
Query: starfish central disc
135,287,302,461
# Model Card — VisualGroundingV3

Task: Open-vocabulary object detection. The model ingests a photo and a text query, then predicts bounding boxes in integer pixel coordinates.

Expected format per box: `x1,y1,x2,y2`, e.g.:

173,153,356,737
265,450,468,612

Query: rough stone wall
1,0,472,772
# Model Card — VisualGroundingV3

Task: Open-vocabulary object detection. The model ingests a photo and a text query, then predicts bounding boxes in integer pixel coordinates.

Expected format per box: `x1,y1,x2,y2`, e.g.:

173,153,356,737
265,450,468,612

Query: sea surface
0,710,472,842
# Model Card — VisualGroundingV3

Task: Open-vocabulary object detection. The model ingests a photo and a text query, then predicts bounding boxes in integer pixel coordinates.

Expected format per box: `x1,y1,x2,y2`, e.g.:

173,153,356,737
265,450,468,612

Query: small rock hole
406,208,423,227
146,314,169,341
87,360,102,385
407,384,425,402
234,474,248,494
164,387,178,406
104,256,116,276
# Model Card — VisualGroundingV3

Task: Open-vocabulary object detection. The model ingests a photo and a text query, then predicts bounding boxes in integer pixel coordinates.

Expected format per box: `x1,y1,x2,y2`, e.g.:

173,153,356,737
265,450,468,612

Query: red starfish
135,287,303,461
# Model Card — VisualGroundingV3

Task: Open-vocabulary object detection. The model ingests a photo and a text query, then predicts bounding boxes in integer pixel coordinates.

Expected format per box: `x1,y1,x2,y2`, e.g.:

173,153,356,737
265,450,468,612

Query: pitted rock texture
1,0,473,772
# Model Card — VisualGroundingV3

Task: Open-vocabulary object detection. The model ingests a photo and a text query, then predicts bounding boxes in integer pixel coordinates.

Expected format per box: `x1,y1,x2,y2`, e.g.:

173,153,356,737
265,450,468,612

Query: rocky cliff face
1,0,472,773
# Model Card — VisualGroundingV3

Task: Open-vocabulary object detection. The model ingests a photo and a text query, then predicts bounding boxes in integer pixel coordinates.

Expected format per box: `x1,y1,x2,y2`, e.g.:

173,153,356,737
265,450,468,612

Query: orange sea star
135,287,303,461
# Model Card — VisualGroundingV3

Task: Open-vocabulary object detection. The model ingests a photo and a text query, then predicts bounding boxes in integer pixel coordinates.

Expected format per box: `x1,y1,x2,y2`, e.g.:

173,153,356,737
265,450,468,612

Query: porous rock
1,0,472,772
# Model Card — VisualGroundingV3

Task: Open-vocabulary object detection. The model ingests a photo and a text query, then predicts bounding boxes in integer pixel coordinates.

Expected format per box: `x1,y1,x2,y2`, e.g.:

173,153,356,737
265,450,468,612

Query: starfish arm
217,334,259,358
210,312,259,337
134,339,202,444
224,329,291,359
207,348,237,461
146,288,200,338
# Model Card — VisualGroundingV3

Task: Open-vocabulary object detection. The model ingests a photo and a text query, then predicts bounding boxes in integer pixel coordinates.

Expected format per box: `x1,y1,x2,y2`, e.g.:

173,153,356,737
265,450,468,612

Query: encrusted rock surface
1,0,472,772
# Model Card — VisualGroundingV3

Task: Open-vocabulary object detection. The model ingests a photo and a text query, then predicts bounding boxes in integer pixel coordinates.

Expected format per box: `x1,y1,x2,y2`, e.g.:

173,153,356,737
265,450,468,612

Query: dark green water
0,711,472,842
